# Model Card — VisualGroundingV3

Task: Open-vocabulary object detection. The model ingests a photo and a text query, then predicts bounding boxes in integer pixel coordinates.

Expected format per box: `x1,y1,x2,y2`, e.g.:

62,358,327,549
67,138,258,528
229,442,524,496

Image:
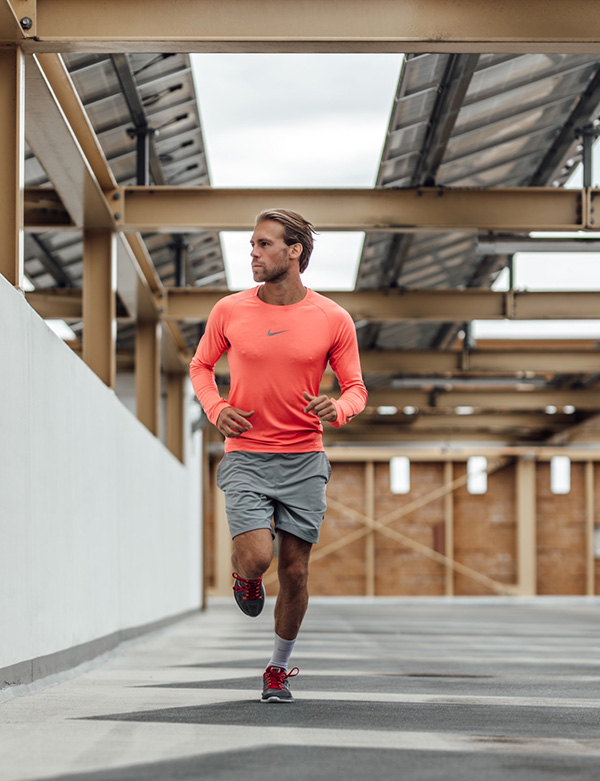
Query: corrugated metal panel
24,52,227,350
357,52,600,359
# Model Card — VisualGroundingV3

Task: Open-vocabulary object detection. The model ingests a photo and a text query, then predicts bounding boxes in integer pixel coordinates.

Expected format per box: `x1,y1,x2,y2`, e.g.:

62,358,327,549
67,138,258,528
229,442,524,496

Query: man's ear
289,242,303,261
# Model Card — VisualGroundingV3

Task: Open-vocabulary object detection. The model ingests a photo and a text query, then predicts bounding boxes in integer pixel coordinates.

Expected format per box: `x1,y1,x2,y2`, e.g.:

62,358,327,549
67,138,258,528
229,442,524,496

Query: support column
166,373,185,462
364,461,375,596
585,461,595,596
213,472,232,597
515,457,537,596
201,428,212,609
135,320,160,435
83,229,116,387
0,47,24,287
444,461,454,596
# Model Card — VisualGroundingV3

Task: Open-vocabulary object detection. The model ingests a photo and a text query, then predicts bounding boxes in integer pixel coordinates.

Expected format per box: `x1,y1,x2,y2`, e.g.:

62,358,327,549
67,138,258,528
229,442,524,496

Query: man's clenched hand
217,406,255,438
303,391,337,423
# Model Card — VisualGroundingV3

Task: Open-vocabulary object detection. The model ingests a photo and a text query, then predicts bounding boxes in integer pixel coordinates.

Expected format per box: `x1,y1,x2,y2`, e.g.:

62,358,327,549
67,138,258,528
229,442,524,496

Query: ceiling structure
4,0,600,448
349,51,600,444
23,51,227,354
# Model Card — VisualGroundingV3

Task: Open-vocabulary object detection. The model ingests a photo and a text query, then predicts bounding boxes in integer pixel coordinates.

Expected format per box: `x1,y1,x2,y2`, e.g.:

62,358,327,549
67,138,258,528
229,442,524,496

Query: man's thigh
216,452,276,539
217,451,331,543
273,452,331,545
277,529,313,571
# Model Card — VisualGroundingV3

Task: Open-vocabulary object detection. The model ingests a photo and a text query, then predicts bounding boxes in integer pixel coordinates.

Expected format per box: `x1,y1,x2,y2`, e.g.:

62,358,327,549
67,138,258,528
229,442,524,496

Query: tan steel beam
27,54,191,376
321,446,600,463
27,286,600,334
0,1,28,39
34,54,117,192
216,383,600,410
23,186,594,235
200,348,600,378
166,374,185,463
201,428,212,608
136,321,161,435
9,0,600,54
515,457,537,596
25,288,84,320
359,349,600,375
165,288,600,323
24,187,72,229
365,389,600,411
25,55,114,229
0,47,24,286
117,186,586,233
323,430,523,445
19,288,600,376
324,428,551,446
83,229,116,387
358,413,574,430
329,290,600,322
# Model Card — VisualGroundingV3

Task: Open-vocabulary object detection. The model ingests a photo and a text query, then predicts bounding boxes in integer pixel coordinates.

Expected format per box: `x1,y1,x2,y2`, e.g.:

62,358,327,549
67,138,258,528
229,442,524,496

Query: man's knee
278,558,309,589
232,529,273,577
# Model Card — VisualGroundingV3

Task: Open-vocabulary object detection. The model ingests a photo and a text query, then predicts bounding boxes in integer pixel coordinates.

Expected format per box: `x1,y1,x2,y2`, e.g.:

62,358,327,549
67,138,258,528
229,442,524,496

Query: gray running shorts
216,451,332,545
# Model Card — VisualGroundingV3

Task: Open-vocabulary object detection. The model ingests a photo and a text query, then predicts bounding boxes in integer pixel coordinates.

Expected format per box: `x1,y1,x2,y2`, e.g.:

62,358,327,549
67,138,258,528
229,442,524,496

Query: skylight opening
191,53,403,290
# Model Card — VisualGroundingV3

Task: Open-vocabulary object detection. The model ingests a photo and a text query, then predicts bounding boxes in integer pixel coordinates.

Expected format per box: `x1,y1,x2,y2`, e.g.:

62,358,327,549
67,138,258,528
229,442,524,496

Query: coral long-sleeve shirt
189,287,368,452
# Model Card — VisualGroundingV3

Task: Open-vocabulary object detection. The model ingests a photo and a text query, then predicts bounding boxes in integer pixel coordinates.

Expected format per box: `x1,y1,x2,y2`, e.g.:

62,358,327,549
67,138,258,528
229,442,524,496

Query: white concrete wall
0,275,202,671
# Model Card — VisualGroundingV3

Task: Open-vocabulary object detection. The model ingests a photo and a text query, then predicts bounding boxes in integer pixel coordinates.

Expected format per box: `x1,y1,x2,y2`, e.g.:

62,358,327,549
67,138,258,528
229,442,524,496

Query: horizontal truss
161,288,600,322
26,287,600,328
115,186,589,233
4,0,600,53
24,185,596,234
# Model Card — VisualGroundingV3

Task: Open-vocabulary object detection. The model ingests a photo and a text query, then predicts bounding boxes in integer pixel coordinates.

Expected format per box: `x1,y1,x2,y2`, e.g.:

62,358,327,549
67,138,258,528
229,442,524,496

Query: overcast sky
191,54,600,340
192,53,402,291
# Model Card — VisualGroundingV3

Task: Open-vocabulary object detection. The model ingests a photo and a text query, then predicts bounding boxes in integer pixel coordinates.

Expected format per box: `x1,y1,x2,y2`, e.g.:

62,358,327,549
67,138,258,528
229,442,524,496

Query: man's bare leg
274,530,312,640
261,531,312,701
231,529,273,617
232,528,274,579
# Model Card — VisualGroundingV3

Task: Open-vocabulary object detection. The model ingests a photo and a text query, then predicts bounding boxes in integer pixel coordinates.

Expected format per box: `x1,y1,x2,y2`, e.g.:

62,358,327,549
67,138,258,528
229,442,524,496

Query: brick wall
210,456,599,598
453,462,516,596
537,462,587,595
310,463,367,595
373,462,446,596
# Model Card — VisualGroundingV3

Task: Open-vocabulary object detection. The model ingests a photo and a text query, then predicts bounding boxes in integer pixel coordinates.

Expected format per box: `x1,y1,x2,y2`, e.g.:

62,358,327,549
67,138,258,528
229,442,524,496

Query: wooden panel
537,462,587,595
311,463,366,596
374,462,446,596
453,463,517,596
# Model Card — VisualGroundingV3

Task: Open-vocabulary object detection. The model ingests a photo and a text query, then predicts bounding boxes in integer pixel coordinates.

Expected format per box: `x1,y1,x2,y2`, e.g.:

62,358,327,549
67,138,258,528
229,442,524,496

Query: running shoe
261,665,299,703
232,572,265,617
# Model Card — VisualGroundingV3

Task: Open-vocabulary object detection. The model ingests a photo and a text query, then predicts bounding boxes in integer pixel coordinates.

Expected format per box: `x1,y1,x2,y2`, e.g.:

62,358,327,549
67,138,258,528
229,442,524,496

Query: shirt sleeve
327,308,368,428
189,298,232,426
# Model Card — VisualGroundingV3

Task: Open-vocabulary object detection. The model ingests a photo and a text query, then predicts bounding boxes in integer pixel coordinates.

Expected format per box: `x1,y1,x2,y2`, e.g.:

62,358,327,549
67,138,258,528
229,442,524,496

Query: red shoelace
264,666,299,690
232,572,264,601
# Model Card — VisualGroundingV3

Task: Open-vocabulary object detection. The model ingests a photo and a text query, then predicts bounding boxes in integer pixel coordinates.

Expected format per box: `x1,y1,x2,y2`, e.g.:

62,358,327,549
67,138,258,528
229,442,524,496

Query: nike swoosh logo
267,329,289,336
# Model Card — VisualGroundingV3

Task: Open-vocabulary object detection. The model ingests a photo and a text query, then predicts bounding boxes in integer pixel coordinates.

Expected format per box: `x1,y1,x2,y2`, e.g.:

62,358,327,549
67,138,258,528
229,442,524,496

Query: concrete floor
1,598,600,780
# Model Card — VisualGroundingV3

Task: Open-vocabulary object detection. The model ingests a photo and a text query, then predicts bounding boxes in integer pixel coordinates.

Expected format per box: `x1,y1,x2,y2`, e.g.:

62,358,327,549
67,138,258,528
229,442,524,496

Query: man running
190,208,367,702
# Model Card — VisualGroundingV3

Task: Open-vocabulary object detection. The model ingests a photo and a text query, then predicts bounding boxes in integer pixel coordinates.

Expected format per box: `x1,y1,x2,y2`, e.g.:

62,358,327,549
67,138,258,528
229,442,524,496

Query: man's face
250,220,300,284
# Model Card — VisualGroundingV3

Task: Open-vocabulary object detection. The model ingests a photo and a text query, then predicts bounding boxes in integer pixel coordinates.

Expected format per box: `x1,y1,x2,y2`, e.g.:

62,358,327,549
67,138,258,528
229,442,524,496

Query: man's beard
252,249,291,283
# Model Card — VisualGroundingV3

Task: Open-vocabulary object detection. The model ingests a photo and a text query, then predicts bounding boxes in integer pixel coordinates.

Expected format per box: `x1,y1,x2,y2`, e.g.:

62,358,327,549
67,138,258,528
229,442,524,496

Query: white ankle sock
268,633,296,671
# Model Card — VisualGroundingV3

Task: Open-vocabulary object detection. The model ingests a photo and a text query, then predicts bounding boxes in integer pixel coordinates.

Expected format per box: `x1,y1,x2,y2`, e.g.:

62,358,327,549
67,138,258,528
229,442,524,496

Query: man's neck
258,279,307,306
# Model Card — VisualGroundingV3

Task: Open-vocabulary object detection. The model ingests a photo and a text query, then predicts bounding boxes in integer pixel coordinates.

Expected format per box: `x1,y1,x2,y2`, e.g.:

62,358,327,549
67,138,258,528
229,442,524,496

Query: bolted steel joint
20,17,33,30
